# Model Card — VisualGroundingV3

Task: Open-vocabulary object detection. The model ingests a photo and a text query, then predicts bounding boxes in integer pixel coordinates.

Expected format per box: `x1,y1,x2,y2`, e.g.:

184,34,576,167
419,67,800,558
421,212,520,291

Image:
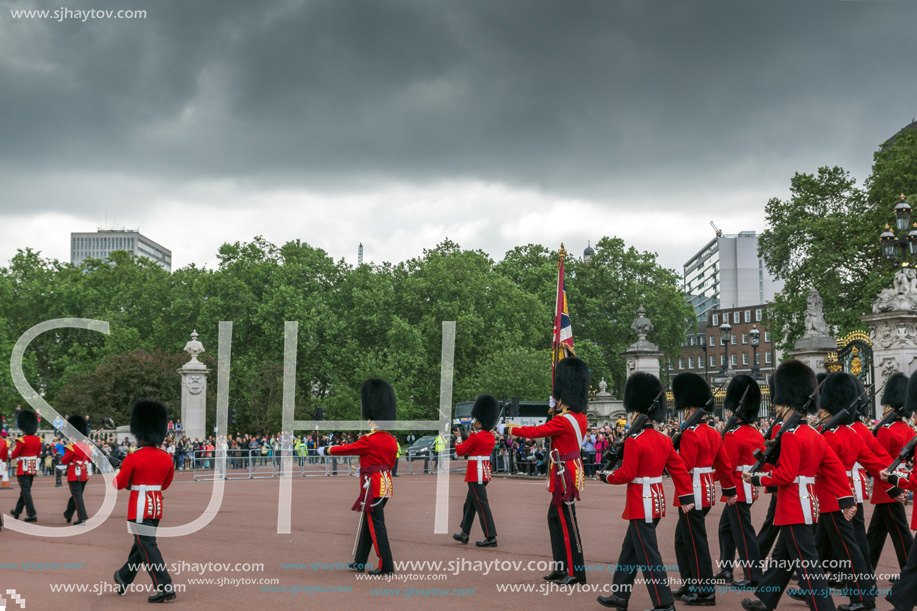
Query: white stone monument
177,330,209,442
789,287,836,372
621,306,664,381
586,377,625,426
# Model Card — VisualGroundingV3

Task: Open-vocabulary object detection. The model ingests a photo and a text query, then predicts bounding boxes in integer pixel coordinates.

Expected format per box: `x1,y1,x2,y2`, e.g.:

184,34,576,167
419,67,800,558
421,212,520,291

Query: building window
709,336,715,347
745,310,751,323
710,355,716,368
720,336,725,346
765,352,772,364
712,313,718,326
731,334,737,345
734,312,740,324
688,357,694,369
731,353,737,366
756,309,763,322
764,331,771,343
742,333,748,345
742,353,749,365
678,359,684,370
721,355,726,366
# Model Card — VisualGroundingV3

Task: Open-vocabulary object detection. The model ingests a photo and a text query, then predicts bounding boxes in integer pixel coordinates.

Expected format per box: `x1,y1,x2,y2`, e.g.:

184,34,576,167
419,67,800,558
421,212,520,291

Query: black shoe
713,569,733,582
731,580,757,590
23,516,36,523
113,571,128,596
453,532,469,544
148,586,176,603
557,575,586,585
683,593,716,606
827,573,845,589
650,607,675,611
597,593,628,609
10,510,20,520
347,563,366,572
64,512,72,524
475,537,497,547
73,519,87,525
368,568,394,576
544,570,567,581
837,603,875,611
741,599,771,611
672,586,692,600
787,588,806,602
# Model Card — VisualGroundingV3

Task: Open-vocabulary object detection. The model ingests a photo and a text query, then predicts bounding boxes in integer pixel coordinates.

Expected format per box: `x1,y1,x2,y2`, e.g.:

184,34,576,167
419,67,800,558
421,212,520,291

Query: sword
352,475,372,557
551,448,582,554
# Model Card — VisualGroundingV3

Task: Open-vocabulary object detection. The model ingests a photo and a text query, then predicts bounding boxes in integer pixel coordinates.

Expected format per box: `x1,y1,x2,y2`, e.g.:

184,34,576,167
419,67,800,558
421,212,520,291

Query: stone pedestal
788,335,838,374
862,311,917,414
621,306,664,380
587,378,625,426
177,330,209,442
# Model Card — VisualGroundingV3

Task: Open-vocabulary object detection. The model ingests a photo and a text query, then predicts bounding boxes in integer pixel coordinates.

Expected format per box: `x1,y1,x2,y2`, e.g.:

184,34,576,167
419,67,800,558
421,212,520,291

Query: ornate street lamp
750,325,761,380
879,195,917,263
719,320,732,375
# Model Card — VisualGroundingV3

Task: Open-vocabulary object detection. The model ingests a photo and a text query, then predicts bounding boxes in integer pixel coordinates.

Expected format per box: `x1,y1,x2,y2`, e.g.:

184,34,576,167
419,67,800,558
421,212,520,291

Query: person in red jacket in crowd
453,394,499,547
318,378,398,576
717,375,766,590
112,399,176,603
61,415,92,525
498,357,591,586
742,359,857,611
670,373,736,607
867,371,914,571
595,371,694,611
10,410,41,522
787,372,886,611
0,429,10,490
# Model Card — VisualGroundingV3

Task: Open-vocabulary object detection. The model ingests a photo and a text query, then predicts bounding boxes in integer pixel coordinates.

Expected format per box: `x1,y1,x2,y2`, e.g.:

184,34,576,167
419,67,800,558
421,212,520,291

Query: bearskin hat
881,372,908,411
552,357,590,414
67,414,89,437
471,394,500,430
16,410,38,436
361,378,397,422
819,373,858,424
672,372,712,411
129,399,168,447
773,359,818,413
724,375,761,423
903,371,917,420
624,372,663,417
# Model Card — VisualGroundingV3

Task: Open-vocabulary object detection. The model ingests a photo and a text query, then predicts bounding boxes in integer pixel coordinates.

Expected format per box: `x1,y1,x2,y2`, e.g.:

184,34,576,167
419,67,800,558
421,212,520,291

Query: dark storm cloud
1,0,916,217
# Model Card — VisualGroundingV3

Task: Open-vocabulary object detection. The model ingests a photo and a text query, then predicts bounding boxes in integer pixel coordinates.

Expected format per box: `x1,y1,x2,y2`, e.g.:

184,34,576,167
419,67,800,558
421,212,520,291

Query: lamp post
750,324,761,380
719,320,732,376
702,340,709,385
879,195,917,264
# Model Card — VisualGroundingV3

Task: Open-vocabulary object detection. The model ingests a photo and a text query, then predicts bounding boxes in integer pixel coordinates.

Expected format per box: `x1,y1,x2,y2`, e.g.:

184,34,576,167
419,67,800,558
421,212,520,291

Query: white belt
794,476,817,524
737,465,755,504
848,462,864,504
633,476,664,523
133,485,162,524
692,466,715,508
470,456,490,485
73,459,88,478
20,456,38,473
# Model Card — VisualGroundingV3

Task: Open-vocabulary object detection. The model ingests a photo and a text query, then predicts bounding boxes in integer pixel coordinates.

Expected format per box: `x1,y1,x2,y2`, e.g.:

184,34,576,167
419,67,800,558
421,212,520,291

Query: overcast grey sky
1,0,915,272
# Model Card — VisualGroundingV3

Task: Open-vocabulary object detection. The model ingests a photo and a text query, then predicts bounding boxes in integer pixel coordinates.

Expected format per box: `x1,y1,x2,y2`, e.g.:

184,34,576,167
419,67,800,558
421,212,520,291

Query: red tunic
754,423,853,525
604,424,694,521
819,424,888,513
11,435,42,476
328,431,397,504
114,446,174,521
0,438,8,462
871,420,915,505
676,421,735,508
60,442,91,482
454,430,495,483
510,410,587,504
722,423,766,504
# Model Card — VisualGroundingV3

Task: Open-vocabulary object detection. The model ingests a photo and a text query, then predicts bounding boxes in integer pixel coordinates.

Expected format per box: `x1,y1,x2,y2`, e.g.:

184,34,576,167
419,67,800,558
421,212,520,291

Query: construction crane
710,221,722,238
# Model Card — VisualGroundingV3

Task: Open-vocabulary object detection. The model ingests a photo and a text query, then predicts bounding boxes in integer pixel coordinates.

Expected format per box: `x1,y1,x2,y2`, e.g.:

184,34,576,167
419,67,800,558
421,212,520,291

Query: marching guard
742,359,856,611
0,430,9,489
318,378,398,575
498,357,590,585
112,399,177,602
453,394,498,547
61,415,92,525
866,371,914,571
10,410,41,523
671,372,736,606
596,371,694,611
717,375,766,589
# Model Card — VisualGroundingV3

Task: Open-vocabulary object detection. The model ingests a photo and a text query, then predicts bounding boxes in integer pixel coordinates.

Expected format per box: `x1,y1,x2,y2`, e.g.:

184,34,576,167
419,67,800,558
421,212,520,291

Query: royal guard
10,410,41,522
849,378,893,549
786,372,885,611
61,415,92,525
754,416,782,561
742,359,856,611
318,378,398,575
0,430,10,490
717,375,766,590
498,357,590,585
880,466,917,611
112,399,176,603
866,371,914,571
596,372,694,611
670,372,735,606
453,394,499,547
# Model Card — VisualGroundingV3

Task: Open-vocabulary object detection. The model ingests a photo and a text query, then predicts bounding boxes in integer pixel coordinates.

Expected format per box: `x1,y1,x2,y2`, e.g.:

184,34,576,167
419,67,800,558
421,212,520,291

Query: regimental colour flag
552,244,575,378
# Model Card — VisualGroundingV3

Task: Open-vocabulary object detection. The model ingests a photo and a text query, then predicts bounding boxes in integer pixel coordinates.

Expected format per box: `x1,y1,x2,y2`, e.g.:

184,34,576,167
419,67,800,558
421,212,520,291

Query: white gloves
496,424,506,435
317,447,326,457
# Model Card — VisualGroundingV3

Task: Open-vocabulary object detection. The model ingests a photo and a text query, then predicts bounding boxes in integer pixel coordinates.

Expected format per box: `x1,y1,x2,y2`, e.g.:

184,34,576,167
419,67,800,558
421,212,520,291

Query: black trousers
391,458,398,476
756,522,835,611
13,474,36,518
354,498,393,572
547,502,585,579
64,480,88,522
719,502,763,582
674,506,714,595
811,510,875,604
887,534,917,611
459,482,496,538
867,501,913,570
612,518,674,607
756,494,779,558
117,519,173,591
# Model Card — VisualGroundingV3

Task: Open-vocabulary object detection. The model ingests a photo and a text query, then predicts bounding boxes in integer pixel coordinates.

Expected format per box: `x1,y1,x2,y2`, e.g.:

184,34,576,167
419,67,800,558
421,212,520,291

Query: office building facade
71,229,172,272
